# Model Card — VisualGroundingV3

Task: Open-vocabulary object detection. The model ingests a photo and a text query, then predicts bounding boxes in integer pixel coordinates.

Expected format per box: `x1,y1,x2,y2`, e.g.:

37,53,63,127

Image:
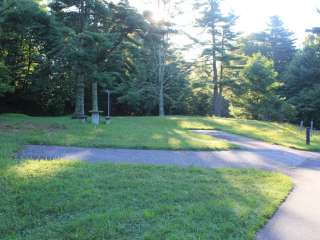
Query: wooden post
306,127,311,145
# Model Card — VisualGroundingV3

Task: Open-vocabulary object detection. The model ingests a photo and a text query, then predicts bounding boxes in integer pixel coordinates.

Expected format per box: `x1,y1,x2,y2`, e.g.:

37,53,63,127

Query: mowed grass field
0,114,294,239
0,113,319,151
0,114,234,151
1,161,291,240
178,116,320,152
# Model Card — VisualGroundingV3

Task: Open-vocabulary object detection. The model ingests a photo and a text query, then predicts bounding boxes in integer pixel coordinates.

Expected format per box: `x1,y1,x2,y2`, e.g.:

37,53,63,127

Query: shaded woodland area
0,0,320,123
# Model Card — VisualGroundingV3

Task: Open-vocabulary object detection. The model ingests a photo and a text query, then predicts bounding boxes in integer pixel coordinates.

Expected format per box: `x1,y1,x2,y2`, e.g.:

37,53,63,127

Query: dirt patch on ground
0,122,67,132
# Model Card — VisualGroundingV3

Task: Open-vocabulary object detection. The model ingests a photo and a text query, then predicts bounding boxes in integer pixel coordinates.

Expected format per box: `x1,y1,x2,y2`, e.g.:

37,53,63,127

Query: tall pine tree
241,16,295,76
195,0,240,116
267,16,296,75
50,0,146,120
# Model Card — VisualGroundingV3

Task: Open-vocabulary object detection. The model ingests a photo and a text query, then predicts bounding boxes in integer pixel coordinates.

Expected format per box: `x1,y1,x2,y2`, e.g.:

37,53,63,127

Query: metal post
306,127,311,145
105,90,111,124
108,91,111,117
311,120,314,136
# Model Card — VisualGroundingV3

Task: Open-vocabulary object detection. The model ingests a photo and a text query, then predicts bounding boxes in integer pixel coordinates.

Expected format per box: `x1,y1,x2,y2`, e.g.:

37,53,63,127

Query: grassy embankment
1,114,318,151
0,114,293,239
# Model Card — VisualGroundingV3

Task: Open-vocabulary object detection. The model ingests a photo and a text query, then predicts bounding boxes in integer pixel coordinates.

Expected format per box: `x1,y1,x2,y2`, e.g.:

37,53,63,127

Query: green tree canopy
241,16,296,75
285,37,320,122
231,53,295,121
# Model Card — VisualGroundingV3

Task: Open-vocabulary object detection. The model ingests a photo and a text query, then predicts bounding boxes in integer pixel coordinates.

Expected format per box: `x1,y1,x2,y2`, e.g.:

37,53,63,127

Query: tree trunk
213,84,220,116
159,78,165,116
92,81,98,112
73,73,85,118
158,45,165,117
91,80,100,125
218,85,225,116
211,23,220,116
218,28,227,117
73,0,86,119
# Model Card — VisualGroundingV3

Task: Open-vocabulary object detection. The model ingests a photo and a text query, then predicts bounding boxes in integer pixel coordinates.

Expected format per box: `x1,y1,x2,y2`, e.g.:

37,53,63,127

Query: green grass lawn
177,116,320,152
0,114,235,151
1,160,291,240
0,113,294,239
1,113,319,151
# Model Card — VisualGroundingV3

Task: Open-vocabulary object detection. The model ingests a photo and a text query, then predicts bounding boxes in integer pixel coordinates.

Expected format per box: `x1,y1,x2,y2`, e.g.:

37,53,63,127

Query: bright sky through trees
43,0,319,52
130,0,319,46
43,0,319,44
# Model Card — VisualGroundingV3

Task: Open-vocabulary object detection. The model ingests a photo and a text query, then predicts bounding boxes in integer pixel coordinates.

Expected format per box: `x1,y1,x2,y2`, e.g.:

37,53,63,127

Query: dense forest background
0,0,320,123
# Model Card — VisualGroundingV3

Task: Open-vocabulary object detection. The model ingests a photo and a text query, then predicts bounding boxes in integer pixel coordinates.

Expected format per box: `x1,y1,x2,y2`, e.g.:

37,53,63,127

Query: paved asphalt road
18,130,320,240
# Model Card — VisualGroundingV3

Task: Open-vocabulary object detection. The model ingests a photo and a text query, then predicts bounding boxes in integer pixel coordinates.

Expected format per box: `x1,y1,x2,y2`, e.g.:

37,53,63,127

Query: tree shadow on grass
25,118,232,151
0,116,293,239
1,160,292,240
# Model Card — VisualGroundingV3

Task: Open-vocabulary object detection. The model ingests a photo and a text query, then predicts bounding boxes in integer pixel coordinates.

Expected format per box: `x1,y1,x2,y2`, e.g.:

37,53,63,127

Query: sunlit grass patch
176,116,320,151
8,160,79,178
0,114,235,151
